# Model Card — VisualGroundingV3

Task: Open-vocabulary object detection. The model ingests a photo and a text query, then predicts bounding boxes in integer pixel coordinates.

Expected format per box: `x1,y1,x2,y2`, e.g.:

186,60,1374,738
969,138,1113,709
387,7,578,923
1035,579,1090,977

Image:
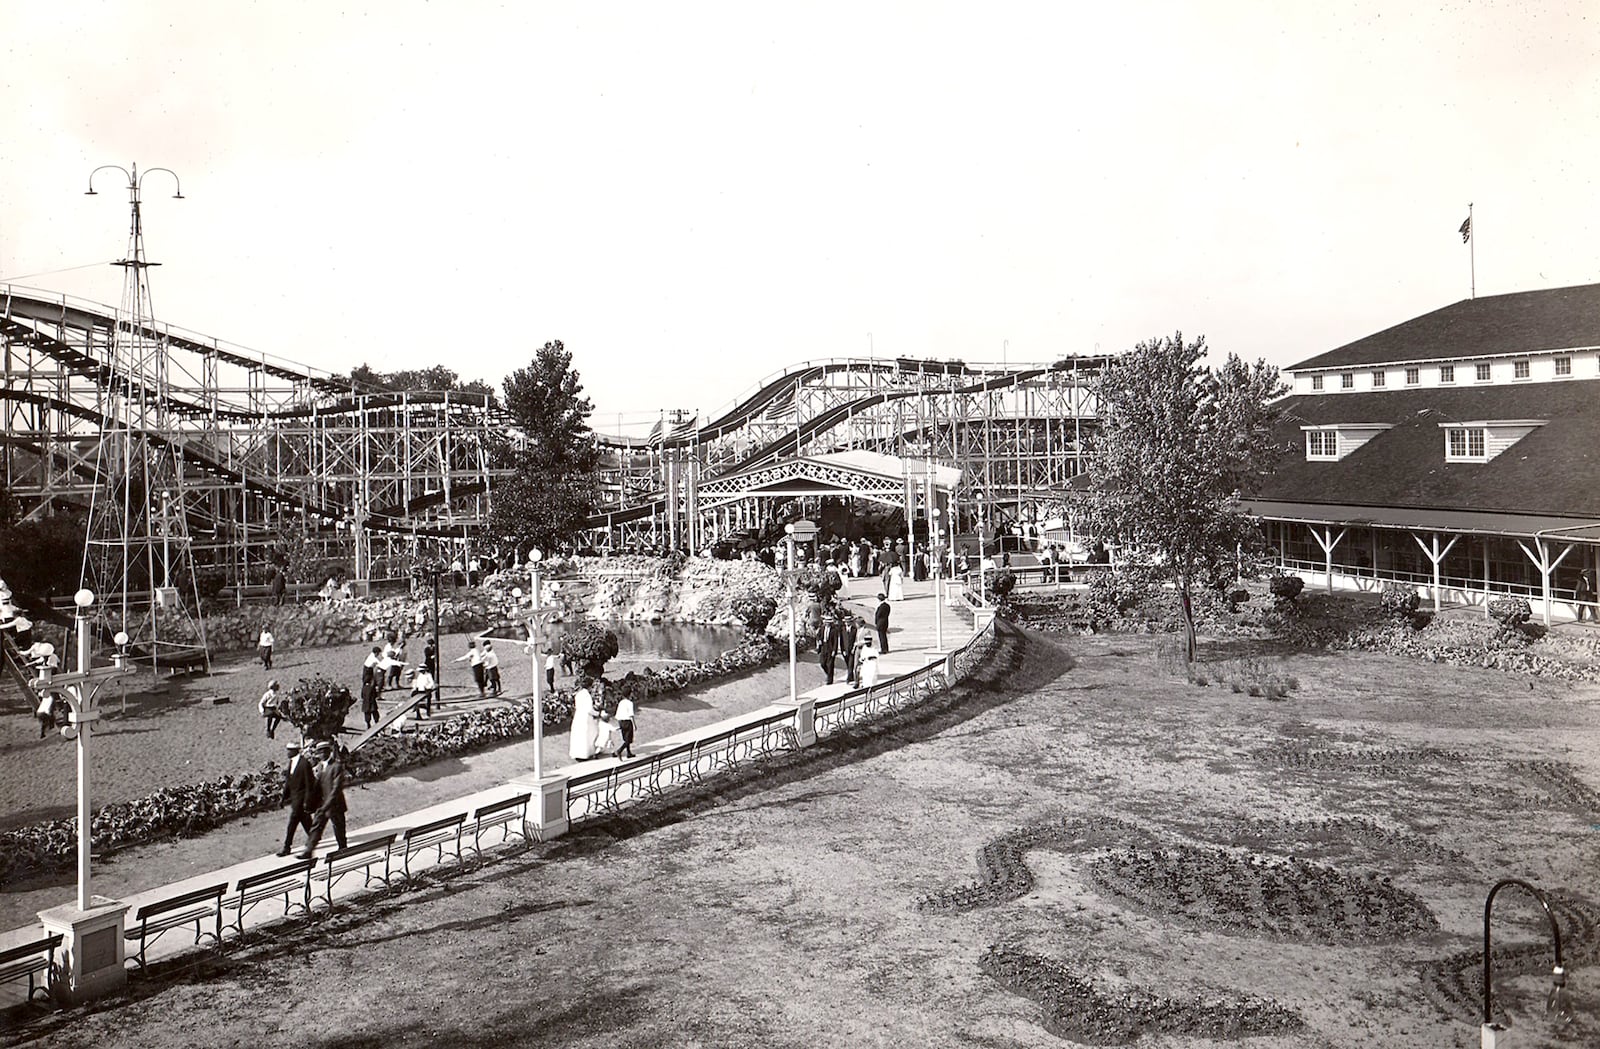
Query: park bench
224,858,314,941
470,793,532,856
0,932,62,1007
124,882,227,970
686,726,742,785
311,834,399,910
400,813,467,880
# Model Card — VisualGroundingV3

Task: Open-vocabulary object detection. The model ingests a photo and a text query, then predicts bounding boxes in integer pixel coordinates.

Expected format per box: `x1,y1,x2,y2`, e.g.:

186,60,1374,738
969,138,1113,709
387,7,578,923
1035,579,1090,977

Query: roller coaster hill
1,281,1107,598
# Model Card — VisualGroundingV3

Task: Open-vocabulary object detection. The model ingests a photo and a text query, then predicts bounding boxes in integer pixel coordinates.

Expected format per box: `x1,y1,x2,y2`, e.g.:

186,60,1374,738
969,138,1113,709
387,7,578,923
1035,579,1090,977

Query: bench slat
135,882,227,919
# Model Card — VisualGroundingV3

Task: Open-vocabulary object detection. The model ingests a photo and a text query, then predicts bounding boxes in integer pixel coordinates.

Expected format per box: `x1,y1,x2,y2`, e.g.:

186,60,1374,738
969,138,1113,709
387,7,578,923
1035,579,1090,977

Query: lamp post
784,523,798,705
975,490,988,603
515,547,550,780
930,507,945,650
1480,878,1574,1046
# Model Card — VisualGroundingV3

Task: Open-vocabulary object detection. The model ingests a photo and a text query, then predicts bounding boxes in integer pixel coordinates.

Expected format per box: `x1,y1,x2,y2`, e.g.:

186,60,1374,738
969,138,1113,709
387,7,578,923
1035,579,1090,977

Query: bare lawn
4,624,1597,1048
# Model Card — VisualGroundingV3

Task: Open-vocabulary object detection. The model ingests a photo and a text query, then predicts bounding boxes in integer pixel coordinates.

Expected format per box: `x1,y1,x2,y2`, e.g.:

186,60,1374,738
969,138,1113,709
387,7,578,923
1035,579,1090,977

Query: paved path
0,579,976,1011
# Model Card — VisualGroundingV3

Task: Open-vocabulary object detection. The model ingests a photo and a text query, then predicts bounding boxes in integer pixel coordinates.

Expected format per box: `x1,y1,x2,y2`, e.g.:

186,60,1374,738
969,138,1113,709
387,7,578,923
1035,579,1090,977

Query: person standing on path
259,680,283,739
818,610,840,685
258,625,275,670
298,741,348,857
410,662,437,718
570,678,599,760
840,613,860,686
857,632,880,686
614,690,637,759
359,671,380,728
423,637,438,677
482,641,502,696
875,592,892,653
1577,569,1595,622
456,640,487,697
277,741,319,857
545,650,557,691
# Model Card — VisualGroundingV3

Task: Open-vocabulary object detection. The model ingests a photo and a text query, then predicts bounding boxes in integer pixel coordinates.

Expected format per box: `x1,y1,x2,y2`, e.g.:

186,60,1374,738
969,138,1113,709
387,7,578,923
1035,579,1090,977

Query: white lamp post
784,523,798,705
930,507,945,650
975,491,989,603
521,548,547,780
33,589,135,1004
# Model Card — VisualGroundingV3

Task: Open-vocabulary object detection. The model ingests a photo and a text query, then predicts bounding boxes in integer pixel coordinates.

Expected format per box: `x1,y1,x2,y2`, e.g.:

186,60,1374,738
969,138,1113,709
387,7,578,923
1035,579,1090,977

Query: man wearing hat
298,741,348,857
874,592,892,653
278,741,320,857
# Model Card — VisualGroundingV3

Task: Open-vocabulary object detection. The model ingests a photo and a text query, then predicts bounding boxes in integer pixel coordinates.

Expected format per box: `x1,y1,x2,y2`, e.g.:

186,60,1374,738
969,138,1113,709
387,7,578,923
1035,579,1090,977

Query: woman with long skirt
570,680,598,760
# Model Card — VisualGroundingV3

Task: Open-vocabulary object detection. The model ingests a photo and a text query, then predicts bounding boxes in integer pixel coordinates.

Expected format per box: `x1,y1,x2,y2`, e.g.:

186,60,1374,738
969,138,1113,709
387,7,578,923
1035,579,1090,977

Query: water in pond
542,621,746,665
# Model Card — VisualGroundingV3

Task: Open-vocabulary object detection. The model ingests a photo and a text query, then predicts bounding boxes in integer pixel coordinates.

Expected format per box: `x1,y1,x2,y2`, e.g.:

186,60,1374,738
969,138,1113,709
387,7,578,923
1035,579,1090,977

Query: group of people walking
815,590,892,688
568,677,639,761
278,738,350,858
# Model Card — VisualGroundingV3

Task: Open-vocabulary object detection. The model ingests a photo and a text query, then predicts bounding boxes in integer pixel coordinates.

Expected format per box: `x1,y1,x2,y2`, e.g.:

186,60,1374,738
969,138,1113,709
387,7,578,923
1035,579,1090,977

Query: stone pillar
38,897,128,1005
513,775,570,840
776,696,816,747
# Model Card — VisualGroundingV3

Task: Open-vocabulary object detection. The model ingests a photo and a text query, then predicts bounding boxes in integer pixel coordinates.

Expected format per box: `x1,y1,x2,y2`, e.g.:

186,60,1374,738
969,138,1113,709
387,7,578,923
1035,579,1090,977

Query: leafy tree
560,623,619,681
347,363,497,404
1077,333,1286,662
489,341,603,550
281,676,355,741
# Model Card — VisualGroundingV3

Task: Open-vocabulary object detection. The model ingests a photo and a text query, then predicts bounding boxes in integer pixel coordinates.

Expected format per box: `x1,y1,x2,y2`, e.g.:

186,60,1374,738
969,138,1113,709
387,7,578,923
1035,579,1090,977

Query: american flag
1458,215,1471,243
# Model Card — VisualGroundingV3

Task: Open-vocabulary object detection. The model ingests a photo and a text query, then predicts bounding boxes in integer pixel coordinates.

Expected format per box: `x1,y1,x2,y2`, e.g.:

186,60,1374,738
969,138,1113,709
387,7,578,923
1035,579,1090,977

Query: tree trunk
1178,574,1198,664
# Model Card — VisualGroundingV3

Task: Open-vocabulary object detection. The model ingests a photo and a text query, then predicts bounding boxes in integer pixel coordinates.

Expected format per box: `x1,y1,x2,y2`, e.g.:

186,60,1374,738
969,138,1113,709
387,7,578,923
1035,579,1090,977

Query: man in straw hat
277,741,320,857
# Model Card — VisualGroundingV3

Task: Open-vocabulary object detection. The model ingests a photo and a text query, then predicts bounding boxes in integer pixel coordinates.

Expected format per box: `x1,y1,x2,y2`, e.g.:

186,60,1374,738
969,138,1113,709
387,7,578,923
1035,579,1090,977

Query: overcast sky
3,1,1597,437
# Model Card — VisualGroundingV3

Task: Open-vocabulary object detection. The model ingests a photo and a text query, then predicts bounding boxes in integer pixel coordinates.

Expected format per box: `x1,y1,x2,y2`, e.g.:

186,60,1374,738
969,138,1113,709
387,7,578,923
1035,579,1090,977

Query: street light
1481,878,1574,1046
930,507,945,650
517,546,550,780
784,524,798,705
31,590,132,910
975,490,988,603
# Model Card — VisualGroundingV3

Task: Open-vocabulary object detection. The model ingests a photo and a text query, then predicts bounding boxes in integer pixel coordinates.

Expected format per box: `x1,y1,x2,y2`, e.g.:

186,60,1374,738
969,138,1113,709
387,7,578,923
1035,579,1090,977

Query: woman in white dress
887,562,905,602
570,681,598,760
858,634,880,686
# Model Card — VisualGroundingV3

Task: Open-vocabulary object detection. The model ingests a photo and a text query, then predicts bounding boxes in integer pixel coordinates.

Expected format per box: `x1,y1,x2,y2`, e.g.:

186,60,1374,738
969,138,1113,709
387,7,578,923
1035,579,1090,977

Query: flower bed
0,635,781,889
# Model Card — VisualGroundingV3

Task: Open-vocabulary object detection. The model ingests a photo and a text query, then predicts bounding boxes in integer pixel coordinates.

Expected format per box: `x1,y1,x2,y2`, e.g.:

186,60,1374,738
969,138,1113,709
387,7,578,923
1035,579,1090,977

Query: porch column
1310,526,1347,593
1411,531,1460,613
1515,538,1575,627
1482,541,1491,618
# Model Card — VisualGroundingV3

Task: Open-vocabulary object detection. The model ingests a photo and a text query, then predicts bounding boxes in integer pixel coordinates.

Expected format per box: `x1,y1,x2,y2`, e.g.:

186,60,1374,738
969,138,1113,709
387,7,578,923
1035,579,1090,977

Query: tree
1077,333,1287,662
560,623,619,681
489,341,603,551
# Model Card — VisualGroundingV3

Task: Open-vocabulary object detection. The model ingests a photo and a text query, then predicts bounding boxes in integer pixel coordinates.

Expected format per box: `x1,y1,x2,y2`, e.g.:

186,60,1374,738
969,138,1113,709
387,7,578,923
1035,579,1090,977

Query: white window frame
1513,359,1530,380
1555,356,1572,376
1445,426,1487,462
1475,362,1491,382
1371,370,1386,387
1405,367,1420,385
1306,429,1338,461
1340,372,1354,389
1440,364,1456,384
1311,375,1323,391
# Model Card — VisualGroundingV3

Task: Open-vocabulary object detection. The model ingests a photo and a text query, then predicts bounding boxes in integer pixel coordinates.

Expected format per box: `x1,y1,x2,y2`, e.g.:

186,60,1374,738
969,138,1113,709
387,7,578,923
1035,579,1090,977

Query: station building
1245,283,1600,623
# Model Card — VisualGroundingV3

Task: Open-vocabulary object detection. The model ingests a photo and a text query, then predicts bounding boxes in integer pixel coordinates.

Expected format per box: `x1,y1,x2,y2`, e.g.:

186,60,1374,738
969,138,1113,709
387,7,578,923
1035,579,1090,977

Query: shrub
729,589,779,635
1379,582,1420,620
1487,596,1534,644
991,569,1017,599
281,676,354,739
560,623,620,679
1268,574,1305,602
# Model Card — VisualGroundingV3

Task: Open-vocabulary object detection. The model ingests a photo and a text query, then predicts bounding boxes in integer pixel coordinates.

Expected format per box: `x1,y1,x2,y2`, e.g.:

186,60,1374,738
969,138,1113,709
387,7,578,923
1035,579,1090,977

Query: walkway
0,579,977,1011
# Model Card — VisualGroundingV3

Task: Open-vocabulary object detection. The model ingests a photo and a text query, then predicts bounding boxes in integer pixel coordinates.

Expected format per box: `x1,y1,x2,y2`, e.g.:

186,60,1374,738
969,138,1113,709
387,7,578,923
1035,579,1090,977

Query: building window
1405,367,1420,385
1340,372,1354,389
1311,375,1323,391
1475,363,1491,382
1556,356,1572,376
1306,431,1337,459
1514,359,1530,379
1440,365,1455,383
1372,370,1386,387
1446,427,1486,461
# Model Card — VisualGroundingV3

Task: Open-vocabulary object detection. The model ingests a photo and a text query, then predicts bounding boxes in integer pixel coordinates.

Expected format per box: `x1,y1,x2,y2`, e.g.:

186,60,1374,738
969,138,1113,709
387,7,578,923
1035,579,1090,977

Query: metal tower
78,164,210,671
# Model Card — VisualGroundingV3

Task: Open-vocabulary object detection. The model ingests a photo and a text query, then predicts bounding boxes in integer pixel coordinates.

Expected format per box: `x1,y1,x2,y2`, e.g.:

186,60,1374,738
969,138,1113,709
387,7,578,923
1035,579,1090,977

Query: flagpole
1468,202,1475,300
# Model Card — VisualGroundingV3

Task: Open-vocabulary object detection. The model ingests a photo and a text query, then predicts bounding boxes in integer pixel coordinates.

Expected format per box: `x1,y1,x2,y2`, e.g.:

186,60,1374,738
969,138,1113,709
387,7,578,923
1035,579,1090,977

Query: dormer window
1340,372,1354,389
1438,419,1547,463
1302,423,1391,462
1475,363,1491,382
1311,375,1323,391
1514,359,1530,379
1446,427,1486,460
1440,365,1455,383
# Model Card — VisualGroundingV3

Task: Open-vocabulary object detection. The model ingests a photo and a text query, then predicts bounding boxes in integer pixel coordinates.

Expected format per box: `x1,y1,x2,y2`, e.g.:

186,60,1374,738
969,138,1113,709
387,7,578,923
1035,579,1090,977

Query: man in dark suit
818,609,840,685
298,741,348,857
840,613,860,686
875,592,891,653
278,741,320,857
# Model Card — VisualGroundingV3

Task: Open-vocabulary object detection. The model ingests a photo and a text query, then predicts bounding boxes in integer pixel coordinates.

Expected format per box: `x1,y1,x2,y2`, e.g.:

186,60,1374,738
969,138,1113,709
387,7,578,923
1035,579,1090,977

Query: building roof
1290,284,1600,371
1251,382,1600,520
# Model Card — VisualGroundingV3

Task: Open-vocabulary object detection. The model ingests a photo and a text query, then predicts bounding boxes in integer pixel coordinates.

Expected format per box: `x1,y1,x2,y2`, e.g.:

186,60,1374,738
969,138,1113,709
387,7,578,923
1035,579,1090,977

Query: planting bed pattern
1086,844,1439,945
915,816,1154,913
979,944,1305,1046
1417,891,1600,1023
1217,816,1468,867
1248,745,1471,770
1511,760,1600,815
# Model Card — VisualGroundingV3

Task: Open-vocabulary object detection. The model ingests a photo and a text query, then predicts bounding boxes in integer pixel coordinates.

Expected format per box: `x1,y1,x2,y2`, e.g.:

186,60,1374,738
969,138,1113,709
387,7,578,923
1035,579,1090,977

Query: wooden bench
310,834,399,910
400,813,467,880
687,726,742,785
125,882,227,970
0,933,62,1007
224,858,314,941
470,793,532,856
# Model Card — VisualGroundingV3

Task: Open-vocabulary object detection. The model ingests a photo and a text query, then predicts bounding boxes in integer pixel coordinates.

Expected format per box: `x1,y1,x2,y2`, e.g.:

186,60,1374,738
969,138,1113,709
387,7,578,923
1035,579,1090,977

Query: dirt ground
3,624,1597,1048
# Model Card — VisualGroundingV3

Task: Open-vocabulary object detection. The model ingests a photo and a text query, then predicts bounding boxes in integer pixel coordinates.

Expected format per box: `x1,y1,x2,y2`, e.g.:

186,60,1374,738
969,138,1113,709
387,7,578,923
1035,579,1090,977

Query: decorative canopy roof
697,449,962,509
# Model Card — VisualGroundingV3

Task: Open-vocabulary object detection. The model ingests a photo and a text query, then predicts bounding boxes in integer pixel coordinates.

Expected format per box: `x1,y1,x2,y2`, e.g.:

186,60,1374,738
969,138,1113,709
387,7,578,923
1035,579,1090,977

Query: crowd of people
567,676,639,761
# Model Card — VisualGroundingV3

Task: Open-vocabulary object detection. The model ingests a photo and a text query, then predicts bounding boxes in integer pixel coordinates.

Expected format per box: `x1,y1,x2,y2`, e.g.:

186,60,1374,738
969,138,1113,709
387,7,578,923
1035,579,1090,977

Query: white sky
3,1,1597,437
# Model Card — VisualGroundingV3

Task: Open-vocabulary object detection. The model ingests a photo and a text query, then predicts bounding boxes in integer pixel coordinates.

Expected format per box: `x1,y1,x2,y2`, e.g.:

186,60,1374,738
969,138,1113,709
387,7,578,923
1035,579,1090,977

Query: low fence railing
564,603,1000,826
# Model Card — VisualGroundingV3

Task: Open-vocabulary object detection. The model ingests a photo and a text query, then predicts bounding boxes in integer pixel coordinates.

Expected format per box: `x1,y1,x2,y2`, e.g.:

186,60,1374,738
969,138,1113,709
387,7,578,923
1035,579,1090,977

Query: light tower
79,164,210,674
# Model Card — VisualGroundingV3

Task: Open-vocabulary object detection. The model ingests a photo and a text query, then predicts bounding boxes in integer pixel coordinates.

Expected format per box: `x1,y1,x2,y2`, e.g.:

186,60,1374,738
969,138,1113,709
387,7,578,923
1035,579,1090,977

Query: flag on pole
645,418,664,448
1459,215,1472,243
668,414,698,440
